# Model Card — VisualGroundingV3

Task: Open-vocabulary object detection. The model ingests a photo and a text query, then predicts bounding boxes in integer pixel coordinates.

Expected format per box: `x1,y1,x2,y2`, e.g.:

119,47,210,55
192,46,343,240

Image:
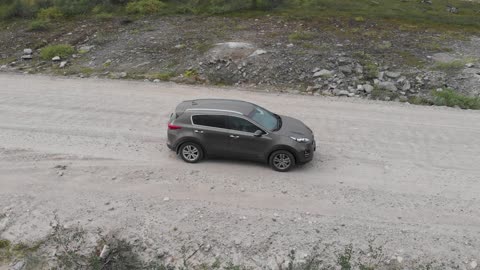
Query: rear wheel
179,142,203,163
269,150,295,172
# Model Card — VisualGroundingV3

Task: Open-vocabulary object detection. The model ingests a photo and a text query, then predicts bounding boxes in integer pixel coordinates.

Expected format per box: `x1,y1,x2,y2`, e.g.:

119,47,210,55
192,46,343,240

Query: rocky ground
1,74,480,269
0,15,479,102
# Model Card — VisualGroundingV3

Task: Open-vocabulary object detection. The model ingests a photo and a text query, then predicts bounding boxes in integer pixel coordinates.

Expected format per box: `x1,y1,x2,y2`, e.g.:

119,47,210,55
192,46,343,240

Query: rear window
192,115,227,129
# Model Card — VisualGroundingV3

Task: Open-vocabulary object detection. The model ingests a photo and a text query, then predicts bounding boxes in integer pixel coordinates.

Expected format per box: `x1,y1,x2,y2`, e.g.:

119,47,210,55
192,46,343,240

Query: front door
226,116,272,161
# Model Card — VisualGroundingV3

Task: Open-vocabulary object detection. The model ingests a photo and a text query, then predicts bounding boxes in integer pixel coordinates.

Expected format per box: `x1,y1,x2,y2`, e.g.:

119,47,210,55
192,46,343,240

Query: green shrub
53,0,95,16
288,31,315,41
146,72,175,81
29,19,49,31
126,0,167,14
37,7,63,21
432,89,480,110
40,44,75,60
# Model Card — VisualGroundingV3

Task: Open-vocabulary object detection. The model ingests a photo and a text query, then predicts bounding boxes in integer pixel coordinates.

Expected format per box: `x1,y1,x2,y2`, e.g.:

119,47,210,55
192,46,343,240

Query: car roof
176,99,256,116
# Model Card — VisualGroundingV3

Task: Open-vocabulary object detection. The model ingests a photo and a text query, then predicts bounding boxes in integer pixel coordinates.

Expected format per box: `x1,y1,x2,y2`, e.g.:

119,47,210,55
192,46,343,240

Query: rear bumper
167,142,175,151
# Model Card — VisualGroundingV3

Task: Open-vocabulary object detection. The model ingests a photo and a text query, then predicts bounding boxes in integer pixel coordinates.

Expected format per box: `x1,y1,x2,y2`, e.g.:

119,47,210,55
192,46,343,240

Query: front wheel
179,142,203,163
269,150,295,172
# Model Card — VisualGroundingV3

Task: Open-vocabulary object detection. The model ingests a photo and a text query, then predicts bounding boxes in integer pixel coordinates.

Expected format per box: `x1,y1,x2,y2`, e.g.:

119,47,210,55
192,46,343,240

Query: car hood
275,115,314,139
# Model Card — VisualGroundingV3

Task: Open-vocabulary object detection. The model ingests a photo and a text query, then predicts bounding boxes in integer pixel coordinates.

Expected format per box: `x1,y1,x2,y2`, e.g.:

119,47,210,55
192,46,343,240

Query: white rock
0,65,6,69
470,260,477,269
386,71,401,78
396,256,403,263
402,80,411,91
466,63,475,68
79,45,94,52
119,72,127,78
347,93,355,97
286,43,294,48
313,69,333,78
52,56,61,61
23,48,33,55
153,79,160,83
163,197,170,201
248,49,267,57
59,61,67,68
378,81,397,92
99,245,110,259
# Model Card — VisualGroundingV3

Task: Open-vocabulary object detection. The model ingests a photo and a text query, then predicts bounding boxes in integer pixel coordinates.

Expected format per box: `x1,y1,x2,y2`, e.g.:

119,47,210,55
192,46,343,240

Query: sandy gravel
0,74,479,268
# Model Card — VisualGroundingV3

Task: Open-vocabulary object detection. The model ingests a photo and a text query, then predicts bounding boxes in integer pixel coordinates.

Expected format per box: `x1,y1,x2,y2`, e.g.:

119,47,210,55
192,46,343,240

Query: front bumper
295,140,316,164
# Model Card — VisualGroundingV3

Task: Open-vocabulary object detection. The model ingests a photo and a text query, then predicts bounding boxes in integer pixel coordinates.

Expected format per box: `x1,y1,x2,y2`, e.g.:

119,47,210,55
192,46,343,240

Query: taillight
168,123,182,130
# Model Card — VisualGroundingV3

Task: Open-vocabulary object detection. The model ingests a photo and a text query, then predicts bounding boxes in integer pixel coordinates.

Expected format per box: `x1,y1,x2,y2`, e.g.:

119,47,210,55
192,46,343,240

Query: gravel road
0,74,479,268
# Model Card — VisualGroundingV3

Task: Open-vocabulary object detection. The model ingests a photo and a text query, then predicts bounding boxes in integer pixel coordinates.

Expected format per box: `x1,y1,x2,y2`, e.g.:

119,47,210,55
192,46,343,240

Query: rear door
191,114,231,157
226,116,272,161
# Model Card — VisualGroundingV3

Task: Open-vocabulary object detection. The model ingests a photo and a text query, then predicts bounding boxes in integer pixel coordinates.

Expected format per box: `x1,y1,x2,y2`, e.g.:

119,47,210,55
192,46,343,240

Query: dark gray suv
167,99,315,172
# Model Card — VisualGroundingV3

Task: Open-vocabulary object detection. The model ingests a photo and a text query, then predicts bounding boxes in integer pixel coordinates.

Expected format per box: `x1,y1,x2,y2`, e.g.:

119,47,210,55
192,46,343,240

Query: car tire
179,142,203,163
269,150,295,172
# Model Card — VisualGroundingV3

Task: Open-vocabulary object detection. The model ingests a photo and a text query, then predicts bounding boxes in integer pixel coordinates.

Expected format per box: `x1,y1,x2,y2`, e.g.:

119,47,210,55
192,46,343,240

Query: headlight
290,137,310,143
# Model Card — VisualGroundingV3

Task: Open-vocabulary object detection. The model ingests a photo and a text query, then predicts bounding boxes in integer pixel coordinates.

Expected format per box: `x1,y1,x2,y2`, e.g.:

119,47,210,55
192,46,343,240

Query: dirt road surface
0,74,479,267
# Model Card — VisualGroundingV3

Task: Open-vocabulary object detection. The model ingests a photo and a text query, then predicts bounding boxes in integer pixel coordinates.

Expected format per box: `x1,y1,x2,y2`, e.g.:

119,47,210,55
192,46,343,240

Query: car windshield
248,106,279,131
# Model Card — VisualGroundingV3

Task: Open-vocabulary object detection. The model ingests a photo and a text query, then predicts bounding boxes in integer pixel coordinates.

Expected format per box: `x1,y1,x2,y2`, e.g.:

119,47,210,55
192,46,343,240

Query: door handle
229,134,240,139
194,130,204,134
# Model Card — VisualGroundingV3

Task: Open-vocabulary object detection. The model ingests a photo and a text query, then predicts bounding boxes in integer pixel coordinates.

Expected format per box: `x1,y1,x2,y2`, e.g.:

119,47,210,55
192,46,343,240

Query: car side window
227,116,262,133
192,115,227,129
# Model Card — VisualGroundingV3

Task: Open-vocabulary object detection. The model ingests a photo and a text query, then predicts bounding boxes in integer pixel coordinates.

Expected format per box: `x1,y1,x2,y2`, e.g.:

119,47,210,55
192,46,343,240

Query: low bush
29,19,49,31
432,89,480,109
40,44,75,60
288,31,315,41
126,0,167,14
37,7,63,21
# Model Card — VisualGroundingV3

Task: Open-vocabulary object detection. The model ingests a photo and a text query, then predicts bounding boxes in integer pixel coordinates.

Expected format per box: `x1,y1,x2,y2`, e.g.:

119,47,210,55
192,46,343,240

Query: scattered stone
21,55,32,60
59,61,67,68
339,65,353,74
347,93,355,97
163,197,170,201
58,171,64,177
313,69,333,78
174,44,185,49
0,65,6,70
466,63,475,68
447,6,458,13
385,71,401,79
312,67,320,73
333,89,350,96
11,260,25,270
281,190,287,194
355,63,363,74
286,43,294,48
363,84,374,93
378,72,384,81
119,72,127,78
23,48,32,55
99,245,110,259
470,260,477,269
79,45,94,52
104,59,112,65
378,81,397,91
153,79,160,83
52,56,61,61
240,187,245,192
402,80,411,91
396,256,404,263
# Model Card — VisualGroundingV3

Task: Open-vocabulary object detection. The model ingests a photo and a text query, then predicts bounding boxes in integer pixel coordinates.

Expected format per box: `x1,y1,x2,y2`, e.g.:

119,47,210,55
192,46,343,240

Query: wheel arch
175,137,206,156
267,145,298,164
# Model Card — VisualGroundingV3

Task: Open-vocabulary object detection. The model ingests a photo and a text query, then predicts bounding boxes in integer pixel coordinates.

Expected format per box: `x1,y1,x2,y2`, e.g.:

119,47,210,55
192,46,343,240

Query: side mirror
253,130,264,137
